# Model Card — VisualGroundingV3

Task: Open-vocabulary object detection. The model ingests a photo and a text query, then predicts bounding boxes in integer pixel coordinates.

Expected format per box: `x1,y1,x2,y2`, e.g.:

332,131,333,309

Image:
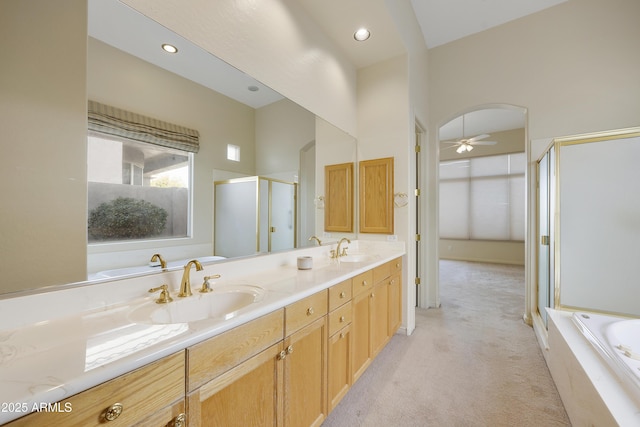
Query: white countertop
0,241,404,424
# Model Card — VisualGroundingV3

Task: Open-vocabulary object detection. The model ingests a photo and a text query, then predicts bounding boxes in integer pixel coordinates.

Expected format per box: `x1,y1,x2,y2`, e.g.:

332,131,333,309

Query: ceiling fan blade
441,140,462,145
467,134,490,143
471,140,497,146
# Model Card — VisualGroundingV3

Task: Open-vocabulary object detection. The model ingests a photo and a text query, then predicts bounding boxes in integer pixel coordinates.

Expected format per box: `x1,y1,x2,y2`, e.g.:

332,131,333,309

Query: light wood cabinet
351,270,374,383
283,290,328,427
283,316,328,427
351,258,403,383
388,259,403,336
324,162,354,232
327,279,353,411
7,352,186,427
187,342,284,427
186,310,284,427
359,157,394,234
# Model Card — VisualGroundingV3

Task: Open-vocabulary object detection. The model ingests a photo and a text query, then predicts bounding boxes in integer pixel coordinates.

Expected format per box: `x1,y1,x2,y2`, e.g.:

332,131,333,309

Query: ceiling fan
442,115,497,153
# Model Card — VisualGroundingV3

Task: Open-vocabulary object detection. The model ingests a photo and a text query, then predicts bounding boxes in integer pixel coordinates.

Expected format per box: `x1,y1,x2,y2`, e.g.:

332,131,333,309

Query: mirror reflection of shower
214,177,297,258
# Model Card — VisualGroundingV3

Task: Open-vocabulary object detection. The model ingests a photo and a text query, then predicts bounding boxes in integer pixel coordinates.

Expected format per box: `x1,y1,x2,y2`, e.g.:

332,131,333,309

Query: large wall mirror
0,0,355,296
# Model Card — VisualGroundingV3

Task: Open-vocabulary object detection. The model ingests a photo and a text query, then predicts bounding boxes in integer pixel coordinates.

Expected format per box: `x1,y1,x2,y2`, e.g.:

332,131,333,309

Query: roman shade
88,100,200,153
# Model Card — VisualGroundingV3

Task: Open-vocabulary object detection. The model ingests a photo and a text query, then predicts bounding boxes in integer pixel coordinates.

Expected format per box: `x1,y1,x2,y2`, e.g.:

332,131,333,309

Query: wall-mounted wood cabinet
359,157,394,234
324,163,354,232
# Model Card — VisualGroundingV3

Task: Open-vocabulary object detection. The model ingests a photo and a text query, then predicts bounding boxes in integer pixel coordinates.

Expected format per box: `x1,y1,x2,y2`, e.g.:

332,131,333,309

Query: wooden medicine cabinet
359,157,394,234
324,163,354,232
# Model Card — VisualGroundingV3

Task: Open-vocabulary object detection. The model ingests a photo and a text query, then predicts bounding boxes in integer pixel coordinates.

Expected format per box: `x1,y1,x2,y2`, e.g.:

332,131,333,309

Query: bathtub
573,312,640,404
91,255,227,279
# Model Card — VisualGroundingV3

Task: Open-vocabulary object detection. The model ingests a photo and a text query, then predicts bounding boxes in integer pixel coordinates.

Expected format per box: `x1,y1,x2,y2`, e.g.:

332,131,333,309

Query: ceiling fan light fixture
466,144,474,152
456,145,465,154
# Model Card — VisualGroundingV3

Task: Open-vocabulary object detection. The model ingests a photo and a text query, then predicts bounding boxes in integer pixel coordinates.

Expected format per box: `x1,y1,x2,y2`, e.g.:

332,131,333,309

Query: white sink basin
129,285,265,324
338,253,374,263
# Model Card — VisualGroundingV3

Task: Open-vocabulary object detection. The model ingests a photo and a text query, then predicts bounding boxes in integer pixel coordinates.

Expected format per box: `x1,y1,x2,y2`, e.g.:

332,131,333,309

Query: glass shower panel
270,181,296,252
537,151,550,326
214,179,258,258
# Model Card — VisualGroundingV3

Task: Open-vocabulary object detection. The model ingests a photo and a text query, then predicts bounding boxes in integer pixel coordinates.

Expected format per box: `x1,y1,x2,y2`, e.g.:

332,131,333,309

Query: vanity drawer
373,261,392,283
285,290,328,336
352,269,373,296
328,278,352,311
390,257,402,275
328,301,352,336
7,351,185,427
187,309,284,391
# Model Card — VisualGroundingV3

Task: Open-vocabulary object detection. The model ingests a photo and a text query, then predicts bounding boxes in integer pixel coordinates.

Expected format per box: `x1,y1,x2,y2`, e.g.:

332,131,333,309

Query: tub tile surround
0,240,404,424
546,309,640,427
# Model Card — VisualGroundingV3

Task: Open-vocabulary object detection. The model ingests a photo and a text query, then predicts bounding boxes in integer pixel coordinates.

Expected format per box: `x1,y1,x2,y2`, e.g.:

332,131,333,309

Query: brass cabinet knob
104,403,123,421
362,280,368,286
340,332,345,339
307,307,314,316
286,345,294,354
278,350,287,360
371,293,375,298
396,262,400,268
173,413,187,427
390,279,396,285
339,316,345,323
339,291,346,298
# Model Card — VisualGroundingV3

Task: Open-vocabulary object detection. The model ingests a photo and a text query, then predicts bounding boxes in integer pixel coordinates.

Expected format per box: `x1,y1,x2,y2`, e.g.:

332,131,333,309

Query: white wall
426,0,640,316
0,0,88,293
121,0,358,138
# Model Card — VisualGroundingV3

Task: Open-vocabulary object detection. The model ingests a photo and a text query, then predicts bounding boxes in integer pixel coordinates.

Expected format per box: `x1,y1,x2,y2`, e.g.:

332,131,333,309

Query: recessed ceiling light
161,43,178,54
354,28,371,42
248,85,259,92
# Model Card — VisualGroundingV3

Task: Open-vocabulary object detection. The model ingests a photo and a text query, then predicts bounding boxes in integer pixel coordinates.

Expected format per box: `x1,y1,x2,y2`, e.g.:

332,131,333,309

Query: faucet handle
199,274,221,293
149,284,173,304
340,247,348,257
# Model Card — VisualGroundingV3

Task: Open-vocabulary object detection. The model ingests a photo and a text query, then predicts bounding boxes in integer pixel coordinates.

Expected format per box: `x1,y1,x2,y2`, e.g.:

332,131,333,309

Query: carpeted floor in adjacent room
321,260,571,427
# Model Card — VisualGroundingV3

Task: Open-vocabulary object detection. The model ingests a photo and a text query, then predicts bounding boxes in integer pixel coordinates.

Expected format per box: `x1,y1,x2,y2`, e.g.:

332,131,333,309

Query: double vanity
0,240,404,426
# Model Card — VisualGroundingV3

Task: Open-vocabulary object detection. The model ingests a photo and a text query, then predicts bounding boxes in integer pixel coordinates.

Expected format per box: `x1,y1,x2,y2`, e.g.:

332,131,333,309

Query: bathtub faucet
178,260,203,297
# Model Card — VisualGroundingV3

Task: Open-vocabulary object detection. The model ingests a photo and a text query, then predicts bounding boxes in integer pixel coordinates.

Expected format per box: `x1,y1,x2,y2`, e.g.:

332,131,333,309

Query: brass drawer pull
286,345,294,354
362,280,368,286
307,307,314,316
339,291,346,298
104,403,123,421
339,316,345,323
173,413,187,427
340,332,345,339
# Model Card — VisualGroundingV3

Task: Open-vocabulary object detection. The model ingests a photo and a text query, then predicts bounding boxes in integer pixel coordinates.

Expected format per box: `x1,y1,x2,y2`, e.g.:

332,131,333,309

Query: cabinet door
351,290,371,383
388,272,402,336
359,157,394,234
370,280,389,357
284,316,328,427
328,324,352,412
187,342,284,427
324,162,354,232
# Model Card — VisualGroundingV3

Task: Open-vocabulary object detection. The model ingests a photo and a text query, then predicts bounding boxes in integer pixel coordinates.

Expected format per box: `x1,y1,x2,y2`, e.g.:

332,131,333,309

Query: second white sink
129,285,265,324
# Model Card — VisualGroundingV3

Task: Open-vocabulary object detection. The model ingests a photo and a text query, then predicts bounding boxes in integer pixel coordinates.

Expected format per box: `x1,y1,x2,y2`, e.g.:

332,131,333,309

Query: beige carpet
322,260,570,427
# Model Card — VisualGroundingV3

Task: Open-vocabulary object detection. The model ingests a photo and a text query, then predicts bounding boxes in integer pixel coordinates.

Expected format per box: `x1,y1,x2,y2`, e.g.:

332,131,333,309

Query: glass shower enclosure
214,176,297,258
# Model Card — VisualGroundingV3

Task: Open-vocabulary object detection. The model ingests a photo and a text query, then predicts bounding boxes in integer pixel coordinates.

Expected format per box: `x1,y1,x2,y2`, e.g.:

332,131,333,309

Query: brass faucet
150,253,167,269
308,235,322,246
332,237,351,259
178,260,203,297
